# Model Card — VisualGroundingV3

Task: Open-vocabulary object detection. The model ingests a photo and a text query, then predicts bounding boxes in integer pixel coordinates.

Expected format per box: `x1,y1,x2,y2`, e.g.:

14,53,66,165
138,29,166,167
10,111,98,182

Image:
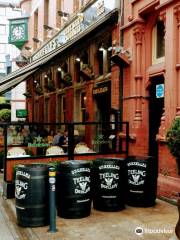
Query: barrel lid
58,160,91,171
59,160,91,166
93,157,124,165
16,163,49,170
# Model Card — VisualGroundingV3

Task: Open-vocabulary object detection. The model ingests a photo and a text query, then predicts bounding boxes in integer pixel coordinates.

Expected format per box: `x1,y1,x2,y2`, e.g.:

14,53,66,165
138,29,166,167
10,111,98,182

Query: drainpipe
119,0,124,126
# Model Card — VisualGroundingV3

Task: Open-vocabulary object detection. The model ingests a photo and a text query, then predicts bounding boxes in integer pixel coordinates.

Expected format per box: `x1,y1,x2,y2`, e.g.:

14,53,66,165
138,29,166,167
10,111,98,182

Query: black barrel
92,157,125,211
56,160,92,219
15,164,49,227
125,156,157,207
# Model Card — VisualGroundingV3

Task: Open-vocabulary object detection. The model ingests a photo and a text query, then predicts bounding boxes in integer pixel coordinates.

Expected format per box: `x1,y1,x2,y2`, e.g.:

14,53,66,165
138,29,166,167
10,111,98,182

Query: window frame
152,21,165,64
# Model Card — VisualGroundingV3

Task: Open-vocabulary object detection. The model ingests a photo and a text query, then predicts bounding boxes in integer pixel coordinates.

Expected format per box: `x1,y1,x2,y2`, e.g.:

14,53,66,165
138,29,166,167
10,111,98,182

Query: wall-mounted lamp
99,44,105,51
77,12,84,17
32,37,43,43
108,46,116,51
44,74,48,78
58,10,69,17
57,67,62,72
43,24,53,31
9,3,21,11
76,57,81,62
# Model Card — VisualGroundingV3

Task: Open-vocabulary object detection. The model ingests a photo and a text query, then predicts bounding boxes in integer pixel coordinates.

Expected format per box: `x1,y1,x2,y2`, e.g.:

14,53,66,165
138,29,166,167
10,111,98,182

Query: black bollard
48,167,58,233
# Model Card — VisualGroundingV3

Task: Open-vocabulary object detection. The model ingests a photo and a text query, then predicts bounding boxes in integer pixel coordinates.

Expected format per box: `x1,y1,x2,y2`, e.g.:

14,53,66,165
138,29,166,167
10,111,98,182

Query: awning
0,9,118,94
0,69,38,95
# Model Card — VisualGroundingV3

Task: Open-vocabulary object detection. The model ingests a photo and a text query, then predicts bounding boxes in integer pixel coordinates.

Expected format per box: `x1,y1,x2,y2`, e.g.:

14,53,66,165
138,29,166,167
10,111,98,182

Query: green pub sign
8,17,28,49
16,109,28,118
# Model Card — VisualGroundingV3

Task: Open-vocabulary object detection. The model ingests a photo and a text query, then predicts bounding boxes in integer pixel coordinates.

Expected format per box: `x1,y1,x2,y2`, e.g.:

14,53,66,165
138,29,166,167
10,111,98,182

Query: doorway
149,75,164,160
94,83,111,152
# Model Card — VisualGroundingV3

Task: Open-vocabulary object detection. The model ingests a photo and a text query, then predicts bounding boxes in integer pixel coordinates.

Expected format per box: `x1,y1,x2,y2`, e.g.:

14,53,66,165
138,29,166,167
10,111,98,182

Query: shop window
97,35,112,76
152,20,165,64
97,45,104,75
56,70,62,88
34,75,43,95
44,68,55,91
56,61,71,88
75,60,81,82
81,92,86,122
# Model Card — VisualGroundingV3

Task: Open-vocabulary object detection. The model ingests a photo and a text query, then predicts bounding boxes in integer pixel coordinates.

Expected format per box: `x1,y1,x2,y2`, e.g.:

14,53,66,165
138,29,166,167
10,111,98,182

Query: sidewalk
0,173,179,240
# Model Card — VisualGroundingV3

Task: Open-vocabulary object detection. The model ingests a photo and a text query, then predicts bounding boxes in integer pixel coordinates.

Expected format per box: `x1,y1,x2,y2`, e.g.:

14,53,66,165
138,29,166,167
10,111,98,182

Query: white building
0,0,26,121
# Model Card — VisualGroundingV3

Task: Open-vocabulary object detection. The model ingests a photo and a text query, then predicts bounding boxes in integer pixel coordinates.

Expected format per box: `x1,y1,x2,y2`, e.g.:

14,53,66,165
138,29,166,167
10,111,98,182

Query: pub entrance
149,75,164,162
93,81,111,123
93,82,111,152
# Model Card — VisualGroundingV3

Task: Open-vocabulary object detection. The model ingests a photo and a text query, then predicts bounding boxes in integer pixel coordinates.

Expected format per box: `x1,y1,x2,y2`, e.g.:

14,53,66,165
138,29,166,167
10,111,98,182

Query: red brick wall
66,88,74,122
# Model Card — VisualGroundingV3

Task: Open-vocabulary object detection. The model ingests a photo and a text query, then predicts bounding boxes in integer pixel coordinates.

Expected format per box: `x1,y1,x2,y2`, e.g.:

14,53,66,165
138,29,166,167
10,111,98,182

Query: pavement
0,173,179,240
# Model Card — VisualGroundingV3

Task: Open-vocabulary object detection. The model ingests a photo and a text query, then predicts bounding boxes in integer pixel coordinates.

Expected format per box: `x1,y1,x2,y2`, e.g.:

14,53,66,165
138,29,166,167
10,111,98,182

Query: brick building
0,0,179,199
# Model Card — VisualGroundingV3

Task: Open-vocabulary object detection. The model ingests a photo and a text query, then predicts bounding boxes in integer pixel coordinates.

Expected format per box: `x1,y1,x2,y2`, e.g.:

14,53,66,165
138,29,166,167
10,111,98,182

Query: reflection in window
152,20,165,64
156,21,165,59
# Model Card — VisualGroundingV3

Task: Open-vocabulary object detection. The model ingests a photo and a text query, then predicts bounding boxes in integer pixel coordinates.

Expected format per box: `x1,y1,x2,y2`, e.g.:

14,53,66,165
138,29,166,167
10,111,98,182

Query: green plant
0,109,11,121
166,117,180,174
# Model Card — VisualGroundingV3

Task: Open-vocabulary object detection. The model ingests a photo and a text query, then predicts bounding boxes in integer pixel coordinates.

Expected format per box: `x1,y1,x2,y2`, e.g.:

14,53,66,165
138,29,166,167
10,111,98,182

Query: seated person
52,129,62,146
47,129,54,146
74,129,82,145
58,130,68,147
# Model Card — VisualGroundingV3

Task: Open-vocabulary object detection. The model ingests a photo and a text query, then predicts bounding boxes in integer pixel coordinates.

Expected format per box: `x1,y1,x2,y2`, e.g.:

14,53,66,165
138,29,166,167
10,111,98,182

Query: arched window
152,20,165,64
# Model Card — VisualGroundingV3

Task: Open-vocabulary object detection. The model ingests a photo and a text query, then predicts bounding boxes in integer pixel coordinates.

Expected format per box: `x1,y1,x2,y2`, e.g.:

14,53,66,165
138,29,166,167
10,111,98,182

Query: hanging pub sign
16,109,28,118
8,17,28,49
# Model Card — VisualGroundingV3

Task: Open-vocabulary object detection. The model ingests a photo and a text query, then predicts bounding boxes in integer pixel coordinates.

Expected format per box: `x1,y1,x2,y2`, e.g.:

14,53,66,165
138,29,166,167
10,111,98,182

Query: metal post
48,167,58,233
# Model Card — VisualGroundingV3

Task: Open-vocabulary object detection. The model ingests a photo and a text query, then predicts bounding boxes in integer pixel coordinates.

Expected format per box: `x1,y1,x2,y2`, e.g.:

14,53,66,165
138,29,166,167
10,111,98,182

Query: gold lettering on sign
64,16,84,41
93,86,108,95
97,0,105,16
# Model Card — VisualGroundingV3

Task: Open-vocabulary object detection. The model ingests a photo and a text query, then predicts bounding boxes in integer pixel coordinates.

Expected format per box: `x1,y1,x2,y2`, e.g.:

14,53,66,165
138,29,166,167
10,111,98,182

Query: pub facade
1,0,179,199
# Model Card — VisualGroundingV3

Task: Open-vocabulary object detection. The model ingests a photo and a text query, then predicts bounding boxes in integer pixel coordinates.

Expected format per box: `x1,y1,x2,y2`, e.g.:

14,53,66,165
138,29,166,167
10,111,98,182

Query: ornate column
133,24,144,127
174,6,180,117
